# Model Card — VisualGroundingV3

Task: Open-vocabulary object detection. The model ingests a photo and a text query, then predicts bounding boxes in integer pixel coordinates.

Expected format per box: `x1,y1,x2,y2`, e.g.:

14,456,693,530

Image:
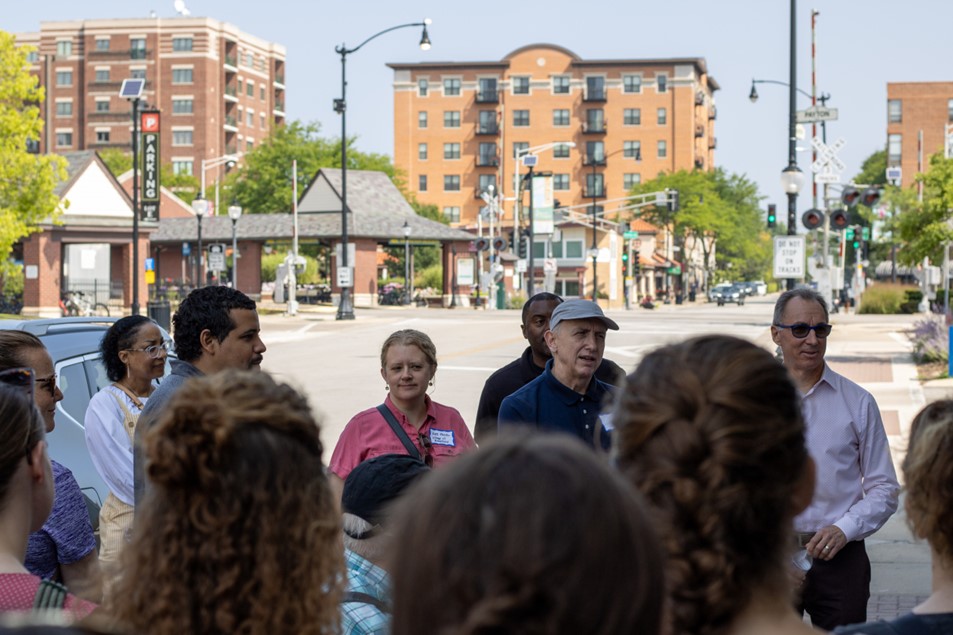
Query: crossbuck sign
811,137,846,184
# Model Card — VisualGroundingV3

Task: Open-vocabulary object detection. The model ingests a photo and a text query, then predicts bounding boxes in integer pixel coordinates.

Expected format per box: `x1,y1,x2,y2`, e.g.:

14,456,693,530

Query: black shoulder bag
376,404,422,461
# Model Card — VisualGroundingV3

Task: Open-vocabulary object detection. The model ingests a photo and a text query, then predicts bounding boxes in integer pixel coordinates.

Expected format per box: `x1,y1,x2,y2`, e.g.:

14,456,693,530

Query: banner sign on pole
141,110,161,222
532,175,554,235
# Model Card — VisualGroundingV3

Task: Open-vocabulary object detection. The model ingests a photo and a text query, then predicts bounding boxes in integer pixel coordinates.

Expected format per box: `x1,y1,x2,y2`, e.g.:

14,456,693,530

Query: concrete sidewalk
822,312,932,619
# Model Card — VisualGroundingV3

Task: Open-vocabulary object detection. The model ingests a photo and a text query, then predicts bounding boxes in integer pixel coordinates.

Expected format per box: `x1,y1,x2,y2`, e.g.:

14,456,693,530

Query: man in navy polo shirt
498,299,618,450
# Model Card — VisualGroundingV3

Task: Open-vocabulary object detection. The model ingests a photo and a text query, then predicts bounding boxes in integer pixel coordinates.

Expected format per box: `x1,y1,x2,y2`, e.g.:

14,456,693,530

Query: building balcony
224,54,238,68
274,101,285,113
583,91,607,102
709,137,717,149
226,144,237,155
88,111,131,122
695,124,705,138
274,74,285,86
695,157,705,169
709,105,717,120
476,156,499,167
475,90,498,103
224,115,238,130
695,91,706,105
582,122,607,134
584,186,606,198
476,123,499,135
583,156,606,167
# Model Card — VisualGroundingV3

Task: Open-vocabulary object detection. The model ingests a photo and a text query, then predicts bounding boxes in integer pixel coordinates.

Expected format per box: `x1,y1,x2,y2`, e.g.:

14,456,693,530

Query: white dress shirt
794,364,899,542
84,385,147,506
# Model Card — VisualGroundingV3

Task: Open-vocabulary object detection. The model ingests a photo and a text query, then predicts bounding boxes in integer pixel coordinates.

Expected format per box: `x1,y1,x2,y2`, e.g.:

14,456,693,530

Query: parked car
753,280,768,296
711,284,745,306
738,281,758,297
0,317,174,511
708,283,733,302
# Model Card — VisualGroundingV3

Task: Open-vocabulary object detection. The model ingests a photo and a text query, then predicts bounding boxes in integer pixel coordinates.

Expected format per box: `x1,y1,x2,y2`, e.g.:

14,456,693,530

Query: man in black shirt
474,293,625,443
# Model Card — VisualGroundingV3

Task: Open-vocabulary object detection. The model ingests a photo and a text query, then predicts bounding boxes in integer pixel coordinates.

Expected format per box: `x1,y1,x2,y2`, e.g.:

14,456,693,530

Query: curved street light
334,19,432,320
190,196,210,287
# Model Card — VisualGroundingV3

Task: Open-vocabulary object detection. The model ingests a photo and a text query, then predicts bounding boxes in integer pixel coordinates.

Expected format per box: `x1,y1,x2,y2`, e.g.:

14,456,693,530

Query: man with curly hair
772,288,899,630
133,286,266,506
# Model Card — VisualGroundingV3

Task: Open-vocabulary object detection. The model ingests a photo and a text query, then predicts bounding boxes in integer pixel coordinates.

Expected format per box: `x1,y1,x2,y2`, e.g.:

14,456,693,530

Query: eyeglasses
0,367,35,397
35,373,57,397
417,432,434,468
126,340,173,359
774,323,833,339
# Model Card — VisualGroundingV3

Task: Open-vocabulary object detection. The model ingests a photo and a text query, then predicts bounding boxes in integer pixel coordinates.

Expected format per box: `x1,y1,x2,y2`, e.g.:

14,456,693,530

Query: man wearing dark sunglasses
771,288,899,630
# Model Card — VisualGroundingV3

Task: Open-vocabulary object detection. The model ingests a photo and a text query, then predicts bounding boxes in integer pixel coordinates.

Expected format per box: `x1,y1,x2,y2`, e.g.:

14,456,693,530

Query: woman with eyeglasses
328,329,475,501
0,381,96,616
83,316,168,580
0,332,101,604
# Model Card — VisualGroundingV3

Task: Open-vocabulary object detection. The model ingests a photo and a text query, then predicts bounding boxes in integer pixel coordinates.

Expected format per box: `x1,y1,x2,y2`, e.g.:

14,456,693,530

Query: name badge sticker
599,413,614,432
429,428,456,447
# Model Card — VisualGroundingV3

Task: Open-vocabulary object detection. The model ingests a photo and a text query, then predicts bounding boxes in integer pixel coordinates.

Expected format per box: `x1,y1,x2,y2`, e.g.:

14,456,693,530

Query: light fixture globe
191,196,210,217
403,220,411,238
227,203,243,221
749,81,759,103
780,165,804,195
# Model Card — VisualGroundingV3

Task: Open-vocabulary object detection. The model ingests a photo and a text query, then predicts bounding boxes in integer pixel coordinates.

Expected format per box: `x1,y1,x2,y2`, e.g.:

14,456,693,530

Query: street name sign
622,231,639,239
774,236,805,279
796,106,839,124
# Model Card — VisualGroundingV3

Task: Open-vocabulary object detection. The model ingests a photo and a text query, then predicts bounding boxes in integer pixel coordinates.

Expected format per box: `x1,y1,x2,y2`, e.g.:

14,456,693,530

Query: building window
95,39,110,51
624,108,641,126
418,111,428,128
172,68,193,84
887,99,902,123
657,140,667,158
172,37,193,52
55,101,72,117
172,130,193,145
56,41,72,57
948,99,953,122
658,107,667,125
888,134,902,164
513,110,530,127
478,142,497,165
55,132,73,147
513,142,529,159
478,78,498,102
246,110,254,126
26,51,39,63
565,241,584,259
553,109,570,127
623,173,641,189
419,175,427,191
586,109,604,132
553,174,570,190
260,86,265,101
444,143,461,160
96,130,110,143
443,206,461,223
418,78,428,96
172,98,193,114
586,76,605,100
56,70,72,87
553,75,570,94
95,100,110,112
247,81,255,97
130,38,146,59
623,75,642,94
444,111,460,128
479,174,496,193
245,53,254,67
95,69,109,82
130,68,146,79
246,139,254,151
553,143,571,159
512,76,530,94
478,110,497,133
657,74,668,93
444,175,461,191
172,160,193,176
443,78,461,96
418,143,428,160
586,140,604,163
623,141,641,159
586,173,605,197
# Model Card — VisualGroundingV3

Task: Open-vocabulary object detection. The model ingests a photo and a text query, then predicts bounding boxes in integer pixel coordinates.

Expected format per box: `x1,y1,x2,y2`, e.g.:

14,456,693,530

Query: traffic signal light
802,208,824,231
633,249,641,275
767,204,777,229
517,230,528,259
842,187,861,207
621,250,629,273
861,187,882,208
829,209,849,230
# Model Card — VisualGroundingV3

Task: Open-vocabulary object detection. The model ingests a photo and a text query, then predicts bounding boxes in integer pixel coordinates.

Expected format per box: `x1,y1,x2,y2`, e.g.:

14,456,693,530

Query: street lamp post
200,153,241,215
190,196,210,287
334,19,431,321
403,220,412,305
228,203,242,290
450,243,458,309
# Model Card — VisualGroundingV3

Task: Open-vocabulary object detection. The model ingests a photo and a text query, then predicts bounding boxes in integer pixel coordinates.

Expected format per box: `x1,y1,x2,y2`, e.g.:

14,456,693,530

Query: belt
796,532,815,548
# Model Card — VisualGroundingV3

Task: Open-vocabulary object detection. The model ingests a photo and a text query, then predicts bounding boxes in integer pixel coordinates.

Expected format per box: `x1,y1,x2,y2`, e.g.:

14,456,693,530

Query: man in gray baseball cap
498,299,619,450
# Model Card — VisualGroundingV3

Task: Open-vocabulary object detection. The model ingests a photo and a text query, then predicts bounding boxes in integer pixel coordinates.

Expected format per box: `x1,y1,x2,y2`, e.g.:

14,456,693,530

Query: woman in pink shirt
329,329,475,499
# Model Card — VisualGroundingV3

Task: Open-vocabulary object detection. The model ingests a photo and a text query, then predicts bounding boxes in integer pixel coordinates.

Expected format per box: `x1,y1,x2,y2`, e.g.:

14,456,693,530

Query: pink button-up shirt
794,364,899,542
329,394,475,481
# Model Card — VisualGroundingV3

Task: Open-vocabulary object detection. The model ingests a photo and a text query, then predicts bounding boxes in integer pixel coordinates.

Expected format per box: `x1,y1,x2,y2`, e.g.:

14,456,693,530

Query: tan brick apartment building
886,82,953,189
15,17,286,188
389,44,718,229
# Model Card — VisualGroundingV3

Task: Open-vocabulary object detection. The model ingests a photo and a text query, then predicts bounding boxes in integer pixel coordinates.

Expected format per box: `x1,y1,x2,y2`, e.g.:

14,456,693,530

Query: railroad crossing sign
811,137,846,184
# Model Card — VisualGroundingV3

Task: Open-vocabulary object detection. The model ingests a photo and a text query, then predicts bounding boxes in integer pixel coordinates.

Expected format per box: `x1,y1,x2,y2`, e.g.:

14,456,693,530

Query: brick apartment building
388,43,717,304
886,82,953,189
15,16,286,189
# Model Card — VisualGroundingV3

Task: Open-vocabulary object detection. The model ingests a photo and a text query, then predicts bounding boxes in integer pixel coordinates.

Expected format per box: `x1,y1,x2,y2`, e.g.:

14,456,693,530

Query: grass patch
858,283,920,314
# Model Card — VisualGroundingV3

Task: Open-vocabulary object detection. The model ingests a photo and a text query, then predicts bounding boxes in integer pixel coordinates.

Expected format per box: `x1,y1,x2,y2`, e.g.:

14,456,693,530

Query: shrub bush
858,283,916,314
415,264,443,291
908,315,948,364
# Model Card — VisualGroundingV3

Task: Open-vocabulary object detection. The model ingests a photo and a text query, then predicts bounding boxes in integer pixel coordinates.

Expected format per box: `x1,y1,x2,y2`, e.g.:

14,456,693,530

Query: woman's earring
385,385,390,391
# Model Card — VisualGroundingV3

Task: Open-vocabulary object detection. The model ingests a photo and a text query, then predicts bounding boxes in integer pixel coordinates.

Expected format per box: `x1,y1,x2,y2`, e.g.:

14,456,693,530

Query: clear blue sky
7,0,952,215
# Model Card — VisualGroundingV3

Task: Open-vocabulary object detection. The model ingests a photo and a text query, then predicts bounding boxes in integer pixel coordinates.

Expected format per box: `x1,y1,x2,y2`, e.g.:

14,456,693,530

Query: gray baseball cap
549,299,619,331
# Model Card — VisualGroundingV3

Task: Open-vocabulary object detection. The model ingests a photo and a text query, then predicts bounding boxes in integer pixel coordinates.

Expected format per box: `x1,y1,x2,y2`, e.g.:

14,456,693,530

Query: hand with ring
806,525,847,561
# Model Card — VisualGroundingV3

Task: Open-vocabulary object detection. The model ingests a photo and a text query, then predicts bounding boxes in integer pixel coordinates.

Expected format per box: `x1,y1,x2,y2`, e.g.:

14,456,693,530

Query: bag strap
111,382,145,410
33,579,68,612
342,590,390,613
376,404,421,461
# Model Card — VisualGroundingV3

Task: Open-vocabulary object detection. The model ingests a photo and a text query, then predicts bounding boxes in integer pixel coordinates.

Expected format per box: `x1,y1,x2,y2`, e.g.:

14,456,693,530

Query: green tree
854,148,887,188
224,120,398,214
896,154,953,265
97,148,199,201
0,31,68,291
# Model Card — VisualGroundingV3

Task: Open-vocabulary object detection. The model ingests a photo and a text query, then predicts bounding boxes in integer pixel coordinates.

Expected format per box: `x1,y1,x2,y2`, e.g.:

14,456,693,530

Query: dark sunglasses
0,367,35,397
418,432,434,468
775,322,833,339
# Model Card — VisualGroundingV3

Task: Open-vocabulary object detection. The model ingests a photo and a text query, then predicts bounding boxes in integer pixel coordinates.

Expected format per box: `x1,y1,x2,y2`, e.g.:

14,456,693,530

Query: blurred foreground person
836,400,953,634
110,371,343,635
615,335,817,635
389,433,663,635
340,454,430,634
0,380,95,617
